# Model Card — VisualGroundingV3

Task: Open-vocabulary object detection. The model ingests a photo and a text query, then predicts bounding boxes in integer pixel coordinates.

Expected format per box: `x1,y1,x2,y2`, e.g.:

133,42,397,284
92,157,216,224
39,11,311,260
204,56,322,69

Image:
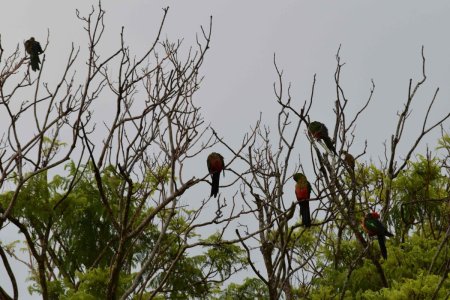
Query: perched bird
24,37,43,71
207,152,225,198
362,212,394,259
341,151,355,171
293,173,312,227
308,121,337,155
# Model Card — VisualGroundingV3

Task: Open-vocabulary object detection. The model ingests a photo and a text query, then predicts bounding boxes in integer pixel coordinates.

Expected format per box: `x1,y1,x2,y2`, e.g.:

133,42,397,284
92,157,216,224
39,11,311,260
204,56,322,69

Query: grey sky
1,1,449,150
1,1,450,298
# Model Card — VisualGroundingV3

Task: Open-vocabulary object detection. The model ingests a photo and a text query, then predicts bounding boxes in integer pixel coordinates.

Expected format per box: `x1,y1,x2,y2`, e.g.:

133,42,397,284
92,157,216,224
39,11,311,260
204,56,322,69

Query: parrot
24,37,43,72
308,121,337,155
362,211,394,259
341,151,355,171
293,173,311,227
207,152,225,198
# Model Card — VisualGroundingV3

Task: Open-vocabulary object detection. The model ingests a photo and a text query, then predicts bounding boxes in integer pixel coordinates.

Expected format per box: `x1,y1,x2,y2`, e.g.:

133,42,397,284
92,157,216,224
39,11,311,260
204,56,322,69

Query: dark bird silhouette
207,152,225,198
341,151,355,172
362,211,394,259
24,37,43,71
308,121,337,155
293,173,312,227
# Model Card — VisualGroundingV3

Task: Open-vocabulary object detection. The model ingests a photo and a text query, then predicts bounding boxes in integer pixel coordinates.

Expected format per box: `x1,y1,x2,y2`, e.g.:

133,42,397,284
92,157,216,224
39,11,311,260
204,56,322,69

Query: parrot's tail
30,55,41,71
377,235,388,259
210,172,220,198
299,201,311,227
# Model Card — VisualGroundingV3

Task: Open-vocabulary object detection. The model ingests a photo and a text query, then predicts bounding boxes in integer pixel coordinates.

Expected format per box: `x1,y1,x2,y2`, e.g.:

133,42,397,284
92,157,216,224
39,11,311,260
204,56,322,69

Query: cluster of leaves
309,141,450,299
1,161,247,299
1,3,449,298
218,136,450,299
310,232,450,299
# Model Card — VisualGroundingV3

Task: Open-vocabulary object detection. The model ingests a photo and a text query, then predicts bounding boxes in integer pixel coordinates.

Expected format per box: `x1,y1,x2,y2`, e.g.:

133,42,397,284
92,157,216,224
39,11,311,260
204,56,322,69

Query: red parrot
362,211,394,259
293,173,311,227
24,37,43,72
207,152,225,198
308,121,337,155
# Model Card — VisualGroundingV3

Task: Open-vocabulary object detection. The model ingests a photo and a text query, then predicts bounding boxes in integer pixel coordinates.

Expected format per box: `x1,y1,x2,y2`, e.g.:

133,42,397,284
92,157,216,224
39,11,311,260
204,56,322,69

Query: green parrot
308,121,337,155
362,211,394,259
207,152,225,198
293,173,311,227
24,37,43,72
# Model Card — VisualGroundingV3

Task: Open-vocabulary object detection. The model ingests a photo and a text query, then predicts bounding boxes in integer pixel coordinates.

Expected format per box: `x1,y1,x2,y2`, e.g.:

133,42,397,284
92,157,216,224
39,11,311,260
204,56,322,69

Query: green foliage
157,255,209,299
361,273,450,300
354,163,386,204
141,166,171,192
289,224,318,252
41,136,67,159
54,163,117,272
310,226,450,299
2,129,449,299
436,133,450,150
62,268,132,300
219,277,269,300
310,143,450,299
312,272,450,300
47,280,65,300
0,160,248,299
28,278,65,300
151,233,247,299
8,171,52,226
390,155,448,236
201,233,247,280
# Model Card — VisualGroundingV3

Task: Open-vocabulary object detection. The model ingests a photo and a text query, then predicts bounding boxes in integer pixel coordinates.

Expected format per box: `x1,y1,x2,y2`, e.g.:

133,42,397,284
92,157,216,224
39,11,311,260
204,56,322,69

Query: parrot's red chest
209,158,223,173
295,186,309,201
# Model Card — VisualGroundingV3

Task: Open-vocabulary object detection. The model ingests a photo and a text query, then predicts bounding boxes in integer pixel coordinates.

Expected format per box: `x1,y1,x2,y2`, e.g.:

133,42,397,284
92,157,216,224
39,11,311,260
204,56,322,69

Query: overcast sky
1,1,450,298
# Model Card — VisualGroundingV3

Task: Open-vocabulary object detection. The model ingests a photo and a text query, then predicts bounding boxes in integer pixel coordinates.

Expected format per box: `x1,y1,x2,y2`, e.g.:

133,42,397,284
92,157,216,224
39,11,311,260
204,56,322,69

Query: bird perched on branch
24,37,43,71
362,211,394,259
341,151,355,172
207,152,225,198
293,173,312,227
308,121,337,155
